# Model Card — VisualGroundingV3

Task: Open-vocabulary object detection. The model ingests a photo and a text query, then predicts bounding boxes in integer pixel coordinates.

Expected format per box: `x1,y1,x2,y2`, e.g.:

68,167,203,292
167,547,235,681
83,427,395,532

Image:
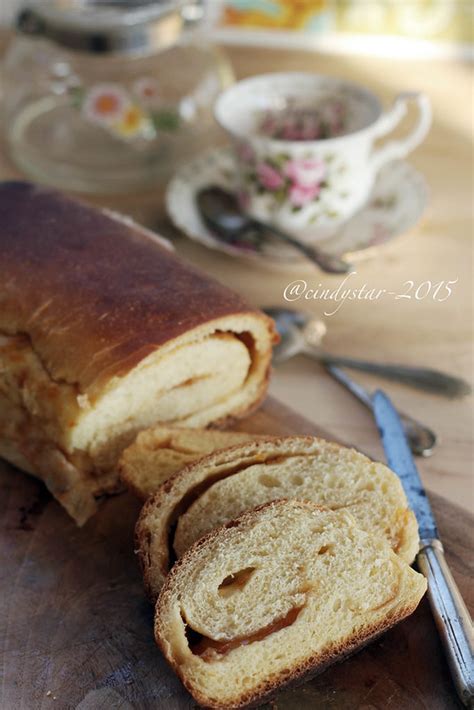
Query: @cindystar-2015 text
283,273,458,316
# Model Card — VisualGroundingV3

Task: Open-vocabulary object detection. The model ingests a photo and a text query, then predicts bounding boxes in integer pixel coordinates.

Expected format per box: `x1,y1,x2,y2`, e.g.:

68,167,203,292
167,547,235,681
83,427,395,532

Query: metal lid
16,0,204,56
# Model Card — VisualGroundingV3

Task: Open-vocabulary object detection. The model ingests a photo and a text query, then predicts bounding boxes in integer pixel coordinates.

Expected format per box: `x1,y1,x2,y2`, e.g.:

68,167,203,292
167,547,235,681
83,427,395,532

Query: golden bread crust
0,182,275,398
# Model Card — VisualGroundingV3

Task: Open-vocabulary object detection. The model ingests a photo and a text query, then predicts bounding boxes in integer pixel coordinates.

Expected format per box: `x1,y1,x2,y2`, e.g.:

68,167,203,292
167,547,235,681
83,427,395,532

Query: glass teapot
1,0,233,193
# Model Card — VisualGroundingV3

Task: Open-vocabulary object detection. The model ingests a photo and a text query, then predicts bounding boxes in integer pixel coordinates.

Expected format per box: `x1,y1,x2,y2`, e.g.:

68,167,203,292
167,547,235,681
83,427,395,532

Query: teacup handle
370,92,432,175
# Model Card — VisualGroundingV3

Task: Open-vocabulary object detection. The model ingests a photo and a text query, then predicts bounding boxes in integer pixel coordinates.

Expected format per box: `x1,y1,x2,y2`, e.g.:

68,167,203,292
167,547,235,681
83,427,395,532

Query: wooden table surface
0,33,472,512
1,397,472,710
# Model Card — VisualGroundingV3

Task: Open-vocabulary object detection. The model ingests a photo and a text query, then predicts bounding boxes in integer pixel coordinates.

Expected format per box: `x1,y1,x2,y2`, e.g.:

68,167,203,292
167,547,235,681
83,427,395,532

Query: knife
373,390,474,708
326,364,437,456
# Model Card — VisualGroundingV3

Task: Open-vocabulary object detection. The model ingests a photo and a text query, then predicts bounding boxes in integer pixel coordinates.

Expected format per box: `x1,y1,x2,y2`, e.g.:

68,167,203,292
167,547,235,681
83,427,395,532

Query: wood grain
0,397,471,710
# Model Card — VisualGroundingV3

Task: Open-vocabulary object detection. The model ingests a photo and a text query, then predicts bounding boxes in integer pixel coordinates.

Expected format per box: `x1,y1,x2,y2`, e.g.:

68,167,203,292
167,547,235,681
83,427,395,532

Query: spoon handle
251,218,351,274
326,364,436,456
315,353,471,398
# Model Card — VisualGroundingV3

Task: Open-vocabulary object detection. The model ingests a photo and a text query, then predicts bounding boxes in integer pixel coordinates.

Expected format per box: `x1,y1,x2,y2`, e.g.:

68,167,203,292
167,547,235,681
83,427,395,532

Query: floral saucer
166,147,428,271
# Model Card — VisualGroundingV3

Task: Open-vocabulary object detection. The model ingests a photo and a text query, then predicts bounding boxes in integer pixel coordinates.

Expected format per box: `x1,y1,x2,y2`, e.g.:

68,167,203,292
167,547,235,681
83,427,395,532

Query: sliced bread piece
136,436,419,601
156,499,427,710
119,426,262,499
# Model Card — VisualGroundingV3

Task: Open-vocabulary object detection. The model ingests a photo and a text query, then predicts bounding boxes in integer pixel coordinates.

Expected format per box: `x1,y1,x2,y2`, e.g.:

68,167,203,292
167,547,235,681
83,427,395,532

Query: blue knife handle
417,539,474,708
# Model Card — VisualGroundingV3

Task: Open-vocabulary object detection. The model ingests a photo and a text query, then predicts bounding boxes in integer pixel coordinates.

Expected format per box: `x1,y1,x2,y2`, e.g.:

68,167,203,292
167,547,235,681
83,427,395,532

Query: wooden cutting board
0,397,471,710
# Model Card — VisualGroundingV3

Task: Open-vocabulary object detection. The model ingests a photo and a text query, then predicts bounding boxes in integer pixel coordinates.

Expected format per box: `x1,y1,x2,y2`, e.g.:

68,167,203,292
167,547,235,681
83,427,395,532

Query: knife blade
372,389,474,708
327,363,436,457
372,389,438,541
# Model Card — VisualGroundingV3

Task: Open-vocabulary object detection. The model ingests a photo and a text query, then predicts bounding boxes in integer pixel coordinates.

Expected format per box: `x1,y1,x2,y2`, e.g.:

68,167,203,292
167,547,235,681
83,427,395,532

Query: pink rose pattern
284,158,326,189
241,152,333,210
237,100,347,210
289,182,322,208
256,162,285,191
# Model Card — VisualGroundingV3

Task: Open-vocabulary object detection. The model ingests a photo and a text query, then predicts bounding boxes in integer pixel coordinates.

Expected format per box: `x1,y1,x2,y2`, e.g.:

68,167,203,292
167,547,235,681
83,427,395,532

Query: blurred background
217,0,473,41
1,1,473,56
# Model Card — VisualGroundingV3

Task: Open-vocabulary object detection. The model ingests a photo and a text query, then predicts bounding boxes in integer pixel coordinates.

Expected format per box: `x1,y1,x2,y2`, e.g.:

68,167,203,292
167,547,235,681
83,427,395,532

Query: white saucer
166,147,428,272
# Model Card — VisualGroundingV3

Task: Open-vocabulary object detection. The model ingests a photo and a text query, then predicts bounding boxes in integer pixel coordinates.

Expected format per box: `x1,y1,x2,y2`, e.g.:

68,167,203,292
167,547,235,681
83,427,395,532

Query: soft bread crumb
136,436,419,601
120,427,264,499
155,500,426,709
174,452,416,560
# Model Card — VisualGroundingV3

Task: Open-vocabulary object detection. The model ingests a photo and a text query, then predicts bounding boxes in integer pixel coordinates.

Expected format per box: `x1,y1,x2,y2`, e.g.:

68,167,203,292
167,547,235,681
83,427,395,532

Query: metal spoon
265,306,471,398
196,186,351,274
264,307,437,456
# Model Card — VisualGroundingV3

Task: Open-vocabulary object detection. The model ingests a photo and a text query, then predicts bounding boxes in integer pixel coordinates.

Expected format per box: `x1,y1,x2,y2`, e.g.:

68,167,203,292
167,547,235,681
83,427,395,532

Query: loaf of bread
0,182,276,524
156,499,426,709
119,426,263,499
136,436,419,600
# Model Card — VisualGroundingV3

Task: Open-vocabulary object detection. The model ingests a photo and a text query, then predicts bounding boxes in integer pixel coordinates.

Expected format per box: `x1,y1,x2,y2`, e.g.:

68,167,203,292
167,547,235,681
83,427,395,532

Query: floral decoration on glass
238,145,342,213
72,79,182,142
258,99,347,141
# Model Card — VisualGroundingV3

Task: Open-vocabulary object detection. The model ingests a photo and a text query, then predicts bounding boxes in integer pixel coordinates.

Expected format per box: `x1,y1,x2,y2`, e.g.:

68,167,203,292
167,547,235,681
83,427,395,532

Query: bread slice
156,499,426,710
136,436,419,600
119,426,263,499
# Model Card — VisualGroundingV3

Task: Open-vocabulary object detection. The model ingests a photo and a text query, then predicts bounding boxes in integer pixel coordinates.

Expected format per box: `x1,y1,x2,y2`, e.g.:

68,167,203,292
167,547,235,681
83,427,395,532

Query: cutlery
373,390,474,708
196,186,351,274
265,306,436,456
265,306,471,398
327,363,436,456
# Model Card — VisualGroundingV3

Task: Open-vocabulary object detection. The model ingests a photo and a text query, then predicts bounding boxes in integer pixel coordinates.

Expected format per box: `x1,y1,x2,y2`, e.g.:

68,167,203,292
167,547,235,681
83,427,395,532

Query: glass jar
1,1,234,193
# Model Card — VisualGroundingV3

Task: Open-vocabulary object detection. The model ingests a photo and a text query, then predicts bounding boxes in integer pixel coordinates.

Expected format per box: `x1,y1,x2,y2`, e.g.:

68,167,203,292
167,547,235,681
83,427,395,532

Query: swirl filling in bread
155,500,426,709
0,182,276,524
136,436,419,601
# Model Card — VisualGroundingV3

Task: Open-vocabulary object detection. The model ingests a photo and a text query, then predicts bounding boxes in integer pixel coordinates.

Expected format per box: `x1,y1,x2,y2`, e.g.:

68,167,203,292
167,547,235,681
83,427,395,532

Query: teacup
215,72,431,242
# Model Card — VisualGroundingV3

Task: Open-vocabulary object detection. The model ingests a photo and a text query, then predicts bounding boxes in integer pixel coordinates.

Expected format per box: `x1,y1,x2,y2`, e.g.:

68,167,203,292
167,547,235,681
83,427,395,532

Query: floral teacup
214,73,431,242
